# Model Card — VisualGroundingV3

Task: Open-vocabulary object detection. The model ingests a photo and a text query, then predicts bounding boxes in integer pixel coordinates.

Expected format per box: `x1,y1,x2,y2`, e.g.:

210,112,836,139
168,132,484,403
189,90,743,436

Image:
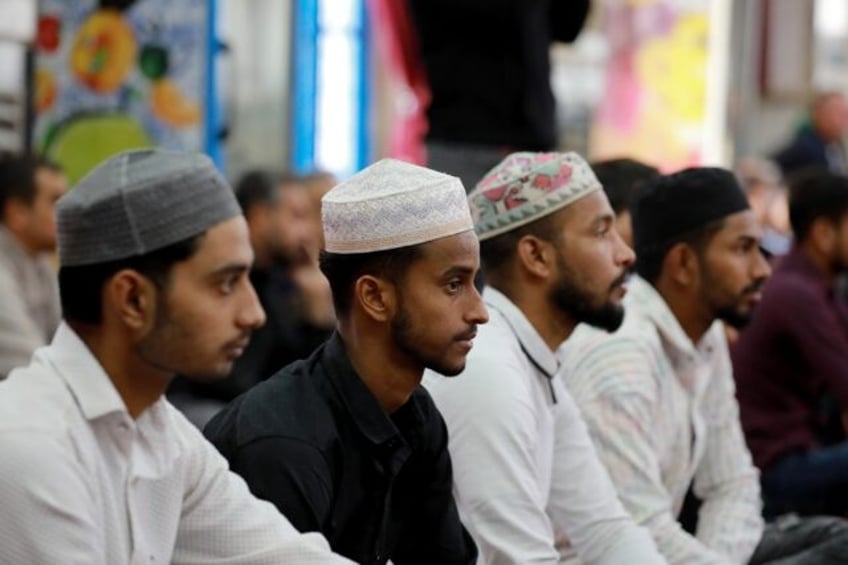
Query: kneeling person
205,160,487,565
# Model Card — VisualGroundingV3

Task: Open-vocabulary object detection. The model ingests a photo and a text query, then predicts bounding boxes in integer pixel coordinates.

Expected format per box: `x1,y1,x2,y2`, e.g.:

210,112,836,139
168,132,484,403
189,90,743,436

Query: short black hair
59,234,203,325
234,169,302,215
479,211,562,278
0,154,62,221
634,218,725,285
591,158,660,215
788,168,848,242
319,245,422,317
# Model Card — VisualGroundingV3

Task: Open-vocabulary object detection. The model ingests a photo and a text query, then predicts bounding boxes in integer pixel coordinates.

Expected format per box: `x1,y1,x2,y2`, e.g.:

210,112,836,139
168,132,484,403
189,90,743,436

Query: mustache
454,327,478,341
609,269,630,291
741,278,766,296
225,331,253,349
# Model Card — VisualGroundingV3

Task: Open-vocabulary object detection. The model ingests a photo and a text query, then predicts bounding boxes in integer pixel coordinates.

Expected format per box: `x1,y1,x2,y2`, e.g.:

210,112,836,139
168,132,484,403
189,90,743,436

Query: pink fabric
366,0,429,165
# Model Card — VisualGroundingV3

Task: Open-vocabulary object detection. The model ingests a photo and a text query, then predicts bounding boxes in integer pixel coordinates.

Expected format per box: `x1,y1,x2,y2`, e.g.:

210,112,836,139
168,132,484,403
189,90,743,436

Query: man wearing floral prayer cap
423,151,666,564
206,158,487,565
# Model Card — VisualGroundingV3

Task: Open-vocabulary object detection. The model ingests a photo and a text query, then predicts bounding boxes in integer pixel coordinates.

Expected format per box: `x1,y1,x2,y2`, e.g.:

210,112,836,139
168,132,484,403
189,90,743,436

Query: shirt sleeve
692,331,764,562
549,385,666,565
173,426,352,564
0,431,105,564
391,403,479,565
566,338,730,565
434,354,562,565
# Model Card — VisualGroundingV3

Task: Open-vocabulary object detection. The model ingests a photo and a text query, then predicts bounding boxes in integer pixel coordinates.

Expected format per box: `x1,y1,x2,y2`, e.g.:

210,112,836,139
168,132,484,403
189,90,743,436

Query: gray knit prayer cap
57,148,240,267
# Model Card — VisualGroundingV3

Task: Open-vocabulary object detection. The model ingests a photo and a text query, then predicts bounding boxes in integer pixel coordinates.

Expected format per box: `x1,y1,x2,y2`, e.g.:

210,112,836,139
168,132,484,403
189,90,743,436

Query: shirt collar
48,322,130,421
626,275,704,357
483,286,559,377
321,332,419,448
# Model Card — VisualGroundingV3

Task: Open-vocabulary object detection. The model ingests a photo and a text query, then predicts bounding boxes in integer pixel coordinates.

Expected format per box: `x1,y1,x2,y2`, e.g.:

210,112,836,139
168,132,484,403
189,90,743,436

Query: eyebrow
441,265,476,278
208,263,251,279
591,213,616,227
736,233,761,243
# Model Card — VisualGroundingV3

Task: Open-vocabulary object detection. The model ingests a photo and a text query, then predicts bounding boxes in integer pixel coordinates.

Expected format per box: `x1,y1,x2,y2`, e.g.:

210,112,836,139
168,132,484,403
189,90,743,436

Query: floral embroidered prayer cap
322,158,473,254
469,151,602,241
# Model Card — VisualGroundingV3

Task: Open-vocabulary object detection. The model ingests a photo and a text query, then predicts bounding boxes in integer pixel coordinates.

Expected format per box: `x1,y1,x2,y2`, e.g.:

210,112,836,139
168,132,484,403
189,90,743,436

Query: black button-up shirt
204,333,477,565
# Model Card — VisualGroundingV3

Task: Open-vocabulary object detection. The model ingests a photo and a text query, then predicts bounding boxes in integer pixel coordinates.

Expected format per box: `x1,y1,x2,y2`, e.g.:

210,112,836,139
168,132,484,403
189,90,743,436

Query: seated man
169,170,334,426
0,149,350,564
562,168,848,564
732,169,848,518
591,157,659,249
0,155,67,378
423,152,664,563
205,159,485,564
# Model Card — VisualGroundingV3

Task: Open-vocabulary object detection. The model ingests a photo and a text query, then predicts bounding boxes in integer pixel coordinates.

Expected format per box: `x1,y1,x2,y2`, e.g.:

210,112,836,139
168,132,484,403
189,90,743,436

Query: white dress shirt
560,276,764,565
0,323,352,565
423,287,664,565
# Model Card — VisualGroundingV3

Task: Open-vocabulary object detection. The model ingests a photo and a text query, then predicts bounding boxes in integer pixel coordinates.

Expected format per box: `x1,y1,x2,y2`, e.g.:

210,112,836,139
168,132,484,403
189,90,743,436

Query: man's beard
711,279,766,330
391,304,469,377
549,269,627,333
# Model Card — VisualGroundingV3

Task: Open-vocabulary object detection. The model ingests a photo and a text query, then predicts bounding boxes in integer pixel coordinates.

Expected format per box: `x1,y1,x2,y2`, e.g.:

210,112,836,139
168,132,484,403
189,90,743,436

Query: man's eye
219,276,239,294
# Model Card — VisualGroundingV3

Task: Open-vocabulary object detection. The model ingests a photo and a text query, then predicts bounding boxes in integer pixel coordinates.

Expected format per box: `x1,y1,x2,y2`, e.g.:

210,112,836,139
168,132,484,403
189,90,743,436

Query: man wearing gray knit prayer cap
0,149,352,564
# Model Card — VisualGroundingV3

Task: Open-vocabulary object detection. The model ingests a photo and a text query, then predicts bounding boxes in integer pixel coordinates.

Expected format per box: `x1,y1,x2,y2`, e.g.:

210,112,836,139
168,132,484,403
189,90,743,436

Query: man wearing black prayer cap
560,167,848,563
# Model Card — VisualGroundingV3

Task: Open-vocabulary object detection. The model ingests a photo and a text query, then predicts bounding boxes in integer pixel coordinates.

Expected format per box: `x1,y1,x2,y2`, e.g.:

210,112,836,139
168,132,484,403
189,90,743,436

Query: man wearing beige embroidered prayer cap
423,151,665,564
206,158,487,565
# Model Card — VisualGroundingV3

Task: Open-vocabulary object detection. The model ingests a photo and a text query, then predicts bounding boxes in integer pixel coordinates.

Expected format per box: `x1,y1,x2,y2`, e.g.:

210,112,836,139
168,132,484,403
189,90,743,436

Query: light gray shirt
0,226,60,378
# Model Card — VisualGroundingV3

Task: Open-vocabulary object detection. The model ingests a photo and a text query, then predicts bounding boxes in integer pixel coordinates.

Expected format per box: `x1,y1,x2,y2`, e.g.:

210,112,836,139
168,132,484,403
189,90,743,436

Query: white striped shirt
559,276,763,565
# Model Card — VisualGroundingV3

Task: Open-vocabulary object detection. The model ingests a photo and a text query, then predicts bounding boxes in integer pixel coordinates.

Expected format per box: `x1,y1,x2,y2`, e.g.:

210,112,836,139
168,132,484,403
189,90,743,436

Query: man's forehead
718,209,762,239
561,190,614,225
418,230,479,261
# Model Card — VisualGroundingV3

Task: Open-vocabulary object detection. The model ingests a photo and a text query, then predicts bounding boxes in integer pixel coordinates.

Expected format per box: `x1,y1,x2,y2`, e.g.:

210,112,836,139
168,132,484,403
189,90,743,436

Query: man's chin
718,307,754,329
581,304,626,333
180,365,232,383
427,360,466,378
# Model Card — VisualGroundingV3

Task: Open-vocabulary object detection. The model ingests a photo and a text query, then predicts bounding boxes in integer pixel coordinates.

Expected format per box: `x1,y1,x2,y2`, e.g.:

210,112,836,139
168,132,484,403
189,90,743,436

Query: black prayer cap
631,167,750,255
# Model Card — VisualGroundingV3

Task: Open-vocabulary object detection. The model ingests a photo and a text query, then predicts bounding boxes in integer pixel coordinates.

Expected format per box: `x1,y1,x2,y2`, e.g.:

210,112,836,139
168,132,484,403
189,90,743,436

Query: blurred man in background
774,91,848,176
0,155,67,379
735,157,792,257
733,169,848,519
169,170,334,426
592,157,659,249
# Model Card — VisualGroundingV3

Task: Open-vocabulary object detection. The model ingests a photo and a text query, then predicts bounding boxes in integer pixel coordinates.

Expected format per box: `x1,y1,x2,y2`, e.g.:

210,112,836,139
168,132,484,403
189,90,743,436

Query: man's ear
810,217,837,255
104,270,159,336
2,198,30,233
353,274,396,323
515,235,556,281
664,243,700,287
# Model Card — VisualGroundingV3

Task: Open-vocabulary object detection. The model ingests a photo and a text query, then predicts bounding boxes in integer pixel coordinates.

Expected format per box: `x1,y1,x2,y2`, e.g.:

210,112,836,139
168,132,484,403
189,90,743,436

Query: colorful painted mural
589,0,712,171
34,0,207,183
